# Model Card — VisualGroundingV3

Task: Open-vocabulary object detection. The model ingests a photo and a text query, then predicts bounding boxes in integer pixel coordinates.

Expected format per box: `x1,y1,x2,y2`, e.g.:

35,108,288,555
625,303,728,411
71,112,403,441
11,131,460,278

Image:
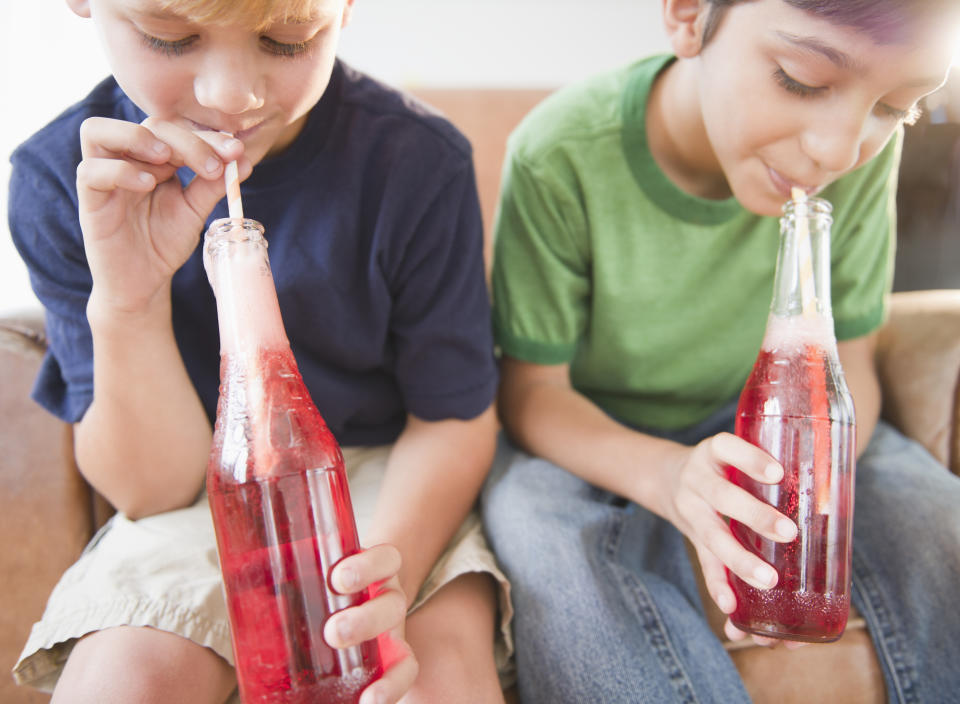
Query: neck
646,58,731,200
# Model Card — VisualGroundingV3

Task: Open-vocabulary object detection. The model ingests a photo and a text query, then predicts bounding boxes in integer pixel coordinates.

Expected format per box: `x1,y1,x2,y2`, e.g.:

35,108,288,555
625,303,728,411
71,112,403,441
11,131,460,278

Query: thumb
183,156,253,220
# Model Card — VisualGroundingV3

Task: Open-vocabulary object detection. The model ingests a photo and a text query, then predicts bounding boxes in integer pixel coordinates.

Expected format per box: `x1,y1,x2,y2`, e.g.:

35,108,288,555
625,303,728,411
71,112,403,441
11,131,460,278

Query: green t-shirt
492,54,898,431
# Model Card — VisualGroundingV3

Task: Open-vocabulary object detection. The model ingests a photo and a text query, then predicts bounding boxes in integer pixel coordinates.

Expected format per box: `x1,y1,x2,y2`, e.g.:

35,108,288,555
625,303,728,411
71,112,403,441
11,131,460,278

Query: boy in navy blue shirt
9,1,509,702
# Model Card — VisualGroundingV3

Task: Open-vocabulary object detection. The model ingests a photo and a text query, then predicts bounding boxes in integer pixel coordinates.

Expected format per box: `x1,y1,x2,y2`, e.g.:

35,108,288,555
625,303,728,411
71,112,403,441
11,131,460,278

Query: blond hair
156,0,331,31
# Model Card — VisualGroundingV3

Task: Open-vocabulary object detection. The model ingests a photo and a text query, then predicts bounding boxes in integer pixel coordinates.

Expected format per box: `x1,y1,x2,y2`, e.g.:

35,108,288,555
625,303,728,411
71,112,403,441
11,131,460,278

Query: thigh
481,436,749,704
851,422,960,703
403,572,503,704
14,495,234,692
53,625,235,704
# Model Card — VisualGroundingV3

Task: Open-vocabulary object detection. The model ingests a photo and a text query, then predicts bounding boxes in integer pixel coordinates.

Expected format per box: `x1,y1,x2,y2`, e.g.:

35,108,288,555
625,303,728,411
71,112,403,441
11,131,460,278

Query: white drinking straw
791,187,817,317
222,132,243,219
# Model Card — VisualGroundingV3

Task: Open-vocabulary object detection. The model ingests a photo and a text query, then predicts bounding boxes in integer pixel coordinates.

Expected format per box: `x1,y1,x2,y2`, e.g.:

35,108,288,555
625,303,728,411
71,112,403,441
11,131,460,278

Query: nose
193,52,265,115
800,110,866,175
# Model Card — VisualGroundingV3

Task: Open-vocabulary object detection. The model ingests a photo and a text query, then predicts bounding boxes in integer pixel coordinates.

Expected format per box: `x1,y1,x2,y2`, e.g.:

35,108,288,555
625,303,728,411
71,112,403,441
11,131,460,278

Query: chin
733,189,785,218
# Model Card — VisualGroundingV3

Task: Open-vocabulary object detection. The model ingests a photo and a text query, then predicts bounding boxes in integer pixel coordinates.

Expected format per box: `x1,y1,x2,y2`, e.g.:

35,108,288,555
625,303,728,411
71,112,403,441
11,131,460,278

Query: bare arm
498,355,798,635
365,405,498,605
837,332,881,457
71,117,248,518
75,294,213,519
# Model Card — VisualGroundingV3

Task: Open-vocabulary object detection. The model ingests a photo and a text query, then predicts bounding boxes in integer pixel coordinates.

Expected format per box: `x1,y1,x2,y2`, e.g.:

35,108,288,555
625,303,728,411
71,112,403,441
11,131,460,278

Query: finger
705,432,785,485
359,639,418,704
182,154,253,221
750,633,782,647
331,544,403,595
140,116,241,180
692,511,779,591
324,587,406,649
724,618,749,642
79,117,172,163
193,129,245,164
76,157,167,213
694,544,737,614
698,473,797,543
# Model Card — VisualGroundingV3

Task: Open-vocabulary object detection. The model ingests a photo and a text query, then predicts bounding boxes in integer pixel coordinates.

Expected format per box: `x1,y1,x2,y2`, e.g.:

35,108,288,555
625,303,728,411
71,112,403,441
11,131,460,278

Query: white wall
0,1,667,315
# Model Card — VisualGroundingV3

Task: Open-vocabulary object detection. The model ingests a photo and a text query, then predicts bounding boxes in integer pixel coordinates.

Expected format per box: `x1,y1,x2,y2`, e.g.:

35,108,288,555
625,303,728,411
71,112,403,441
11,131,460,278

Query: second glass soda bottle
204,217,383,702
726,196,856,642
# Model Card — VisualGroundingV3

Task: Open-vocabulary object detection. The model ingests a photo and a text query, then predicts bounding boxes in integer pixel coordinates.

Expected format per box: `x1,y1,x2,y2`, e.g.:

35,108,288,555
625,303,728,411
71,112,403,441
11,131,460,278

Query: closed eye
773,68,827,98
876,102,923,124
140,32,197,57
260,35,315,58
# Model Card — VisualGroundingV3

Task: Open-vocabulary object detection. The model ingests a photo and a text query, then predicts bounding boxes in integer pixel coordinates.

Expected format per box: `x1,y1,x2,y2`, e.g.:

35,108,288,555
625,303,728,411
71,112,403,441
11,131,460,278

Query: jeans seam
601,511,700,704
852,550,917,704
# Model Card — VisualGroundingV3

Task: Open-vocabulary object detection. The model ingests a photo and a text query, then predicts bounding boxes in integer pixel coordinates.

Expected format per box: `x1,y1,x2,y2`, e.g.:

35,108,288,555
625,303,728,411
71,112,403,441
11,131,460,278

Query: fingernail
765,464,783,481
754,565,777,588
717,592,734,613
205,156,221,174
138,171,152,184
361,689,385,704
776,518,797,539
338,566,358,591
338,618,353,641
152,141,167,154
222,137,241,150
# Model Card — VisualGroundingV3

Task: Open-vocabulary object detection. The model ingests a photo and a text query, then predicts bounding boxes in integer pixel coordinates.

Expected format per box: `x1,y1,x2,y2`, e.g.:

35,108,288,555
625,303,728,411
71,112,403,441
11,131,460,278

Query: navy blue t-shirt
9,61,497,445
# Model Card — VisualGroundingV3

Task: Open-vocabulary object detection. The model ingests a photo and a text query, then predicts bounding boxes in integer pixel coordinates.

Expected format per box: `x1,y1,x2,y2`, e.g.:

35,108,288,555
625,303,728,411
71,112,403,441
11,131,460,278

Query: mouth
767,167,822,200
188,119,264,141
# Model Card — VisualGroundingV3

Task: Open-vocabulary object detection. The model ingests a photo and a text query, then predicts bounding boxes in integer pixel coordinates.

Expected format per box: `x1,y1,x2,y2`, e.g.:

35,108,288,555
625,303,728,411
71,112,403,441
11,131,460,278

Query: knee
402,576,504,704
53,626,235,704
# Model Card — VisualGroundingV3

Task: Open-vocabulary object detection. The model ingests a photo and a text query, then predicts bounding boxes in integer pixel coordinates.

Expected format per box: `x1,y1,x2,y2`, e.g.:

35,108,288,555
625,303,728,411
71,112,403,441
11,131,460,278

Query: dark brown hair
702,0,959,46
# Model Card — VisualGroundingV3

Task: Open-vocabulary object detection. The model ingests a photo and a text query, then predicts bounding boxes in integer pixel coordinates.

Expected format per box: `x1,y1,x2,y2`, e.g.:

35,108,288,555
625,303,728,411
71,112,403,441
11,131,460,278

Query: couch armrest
0,311,97,703
876,289,960,475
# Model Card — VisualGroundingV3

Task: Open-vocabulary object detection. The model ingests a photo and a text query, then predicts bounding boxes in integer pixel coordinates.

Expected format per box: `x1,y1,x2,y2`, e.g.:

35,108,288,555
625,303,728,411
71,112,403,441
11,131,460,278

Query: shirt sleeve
825,132,901,341
8,142,95,422
386,159,497,422
491,143,591,364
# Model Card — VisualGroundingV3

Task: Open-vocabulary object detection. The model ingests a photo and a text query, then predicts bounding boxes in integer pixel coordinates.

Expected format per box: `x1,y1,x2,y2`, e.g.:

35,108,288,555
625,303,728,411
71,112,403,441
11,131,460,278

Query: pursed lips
189,119,264,140
767,165,822,199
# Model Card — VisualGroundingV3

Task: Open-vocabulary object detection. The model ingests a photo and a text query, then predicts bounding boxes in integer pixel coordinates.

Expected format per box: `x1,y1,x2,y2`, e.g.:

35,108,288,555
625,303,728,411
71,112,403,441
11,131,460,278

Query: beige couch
2,88,959,703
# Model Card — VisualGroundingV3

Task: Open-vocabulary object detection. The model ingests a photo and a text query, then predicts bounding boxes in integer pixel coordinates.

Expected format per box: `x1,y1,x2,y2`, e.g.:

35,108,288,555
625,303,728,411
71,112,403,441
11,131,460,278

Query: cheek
275,59,337,114
113,63,192,117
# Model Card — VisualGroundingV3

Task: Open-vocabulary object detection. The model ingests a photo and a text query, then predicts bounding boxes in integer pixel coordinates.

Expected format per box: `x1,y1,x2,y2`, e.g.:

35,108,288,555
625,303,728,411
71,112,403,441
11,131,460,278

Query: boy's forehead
140,0,344,27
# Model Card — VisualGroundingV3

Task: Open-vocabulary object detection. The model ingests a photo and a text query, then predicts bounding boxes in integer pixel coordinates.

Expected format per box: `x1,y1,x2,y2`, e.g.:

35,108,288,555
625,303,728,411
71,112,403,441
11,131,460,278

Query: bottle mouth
205,217,266,243
781,196,833,220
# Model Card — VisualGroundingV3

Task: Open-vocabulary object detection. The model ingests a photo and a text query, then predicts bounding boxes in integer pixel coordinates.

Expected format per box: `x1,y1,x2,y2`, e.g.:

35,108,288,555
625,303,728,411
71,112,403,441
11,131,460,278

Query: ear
65,0,91,18
662,0,709,58
341,0,355,28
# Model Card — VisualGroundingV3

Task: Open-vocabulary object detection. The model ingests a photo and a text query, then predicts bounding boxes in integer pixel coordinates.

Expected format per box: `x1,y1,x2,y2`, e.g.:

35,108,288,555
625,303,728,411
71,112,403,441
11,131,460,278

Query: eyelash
773,67,920,123
140,33,314,59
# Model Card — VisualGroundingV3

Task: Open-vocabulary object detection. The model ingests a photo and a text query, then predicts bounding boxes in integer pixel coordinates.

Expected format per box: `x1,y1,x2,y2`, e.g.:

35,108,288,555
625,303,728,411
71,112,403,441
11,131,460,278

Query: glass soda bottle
726,196,856,643
203,217,383,702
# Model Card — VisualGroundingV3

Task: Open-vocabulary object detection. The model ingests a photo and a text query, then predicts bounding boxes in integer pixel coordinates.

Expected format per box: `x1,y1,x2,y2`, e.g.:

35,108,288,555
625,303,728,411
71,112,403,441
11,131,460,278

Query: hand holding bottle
76,116,248,316
325,545,419,704
658,433,798,637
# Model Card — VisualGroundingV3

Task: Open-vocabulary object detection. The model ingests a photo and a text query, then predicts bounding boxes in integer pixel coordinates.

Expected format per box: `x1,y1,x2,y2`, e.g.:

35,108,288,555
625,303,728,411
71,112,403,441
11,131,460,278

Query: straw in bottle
790,186,817,317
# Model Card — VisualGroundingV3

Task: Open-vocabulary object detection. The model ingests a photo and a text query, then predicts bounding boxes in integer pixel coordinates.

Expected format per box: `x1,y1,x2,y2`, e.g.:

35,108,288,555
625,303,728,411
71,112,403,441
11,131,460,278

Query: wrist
630,434,690,523
86,283,173,336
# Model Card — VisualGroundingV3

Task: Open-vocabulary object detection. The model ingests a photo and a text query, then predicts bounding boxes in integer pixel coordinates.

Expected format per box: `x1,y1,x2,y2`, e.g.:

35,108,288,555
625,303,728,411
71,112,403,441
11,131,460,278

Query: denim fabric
481,405,960,703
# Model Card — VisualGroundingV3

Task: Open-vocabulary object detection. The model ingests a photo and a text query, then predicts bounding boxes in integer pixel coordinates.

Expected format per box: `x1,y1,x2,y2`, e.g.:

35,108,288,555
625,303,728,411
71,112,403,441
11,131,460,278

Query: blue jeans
481,407,960,703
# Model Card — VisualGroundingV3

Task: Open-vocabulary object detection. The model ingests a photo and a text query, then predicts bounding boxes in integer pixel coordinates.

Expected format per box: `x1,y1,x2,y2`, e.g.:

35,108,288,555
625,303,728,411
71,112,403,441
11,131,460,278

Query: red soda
727,325,855,641
204,219,383,701
726,196,856,643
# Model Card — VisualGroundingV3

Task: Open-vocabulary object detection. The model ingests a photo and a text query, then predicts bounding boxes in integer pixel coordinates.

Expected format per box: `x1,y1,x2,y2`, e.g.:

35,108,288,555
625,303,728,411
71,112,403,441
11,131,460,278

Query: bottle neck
771,197,834,320
203,218,289,357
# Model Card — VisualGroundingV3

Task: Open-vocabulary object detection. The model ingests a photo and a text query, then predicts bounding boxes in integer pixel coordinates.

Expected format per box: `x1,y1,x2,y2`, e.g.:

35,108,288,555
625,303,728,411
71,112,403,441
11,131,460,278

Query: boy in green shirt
485,1,960,701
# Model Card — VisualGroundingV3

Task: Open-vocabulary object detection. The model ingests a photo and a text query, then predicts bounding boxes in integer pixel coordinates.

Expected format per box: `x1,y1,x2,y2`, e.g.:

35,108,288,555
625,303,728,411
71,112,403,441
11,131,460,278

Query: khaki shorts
13,445,514,695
